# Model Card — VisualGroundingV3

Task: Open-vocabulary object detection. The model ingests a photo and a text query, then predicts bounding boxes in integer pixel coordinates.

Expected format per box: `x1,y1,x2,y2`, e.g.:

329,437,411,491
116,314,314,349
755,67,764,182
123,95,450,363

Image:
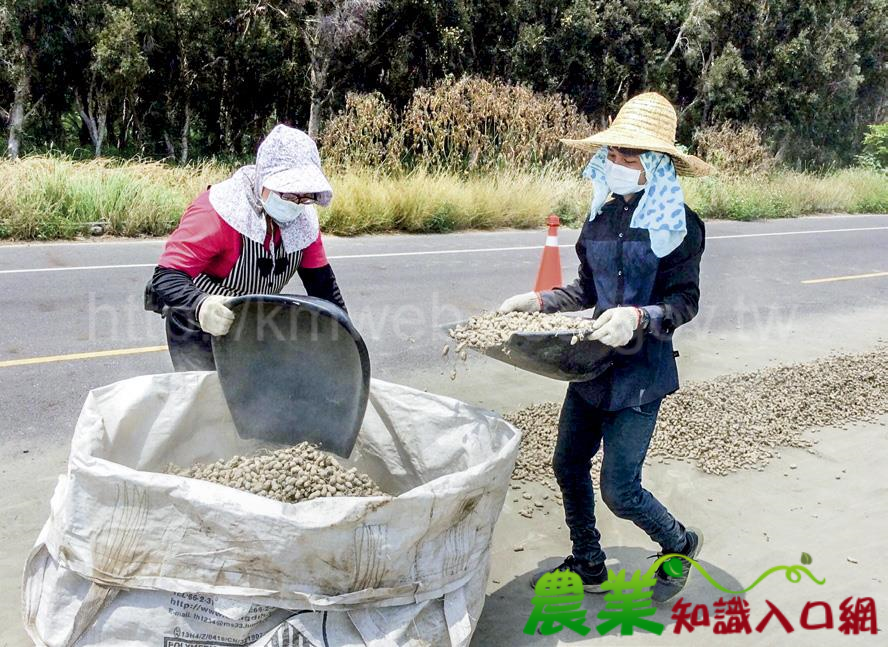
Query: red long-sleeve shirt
158,190,329,278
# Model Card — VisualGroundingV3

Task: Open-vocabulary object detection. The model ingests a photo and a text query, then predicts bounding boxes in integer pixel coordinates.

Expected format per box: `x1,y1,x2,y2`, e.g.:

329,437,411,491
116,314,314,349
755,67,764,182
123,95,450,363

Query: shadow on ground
473,546,745,645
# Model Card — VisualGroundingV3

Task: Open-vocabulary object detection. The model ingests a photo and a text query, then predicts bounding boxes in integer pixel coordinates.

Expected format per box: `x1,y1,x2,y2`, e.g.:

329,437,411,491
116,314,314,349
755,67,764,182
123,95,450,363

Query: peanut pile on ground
505,348,888,479
505,403,603,484
447,311,596,357
169,442,384,503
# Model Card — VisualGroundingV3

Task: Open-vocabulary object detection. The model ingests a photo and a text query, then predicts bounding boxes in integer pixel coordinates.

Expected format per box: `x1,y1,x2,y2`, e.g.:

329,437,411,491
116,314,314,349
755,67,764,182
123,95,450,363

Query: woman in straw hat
145,124,347,371
499,92,713,602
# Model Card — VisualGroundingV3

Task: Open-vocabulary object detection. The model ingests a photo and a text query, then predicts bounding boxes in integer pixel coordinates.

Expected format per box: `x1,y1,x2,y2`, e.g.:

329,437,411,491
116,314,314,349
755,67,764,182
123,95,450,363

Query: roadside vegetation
1,78,885,240
3,0,887,240
1,157,885,240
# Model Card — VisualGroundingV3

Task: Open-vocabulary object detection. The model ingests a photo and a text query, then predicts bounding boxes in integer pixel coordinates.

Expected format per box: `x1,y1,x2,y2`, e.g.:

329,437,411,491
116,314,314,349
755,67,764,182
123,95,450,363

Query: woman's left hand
590,307,640,347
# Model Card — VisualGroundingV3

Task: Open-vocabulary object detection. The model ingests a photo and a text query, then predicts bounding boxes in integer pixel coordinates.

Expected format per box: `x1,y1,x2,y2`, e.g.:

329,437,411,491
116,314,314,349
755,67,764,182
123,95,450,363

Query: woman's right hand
497,292,542,314
197,295,235,336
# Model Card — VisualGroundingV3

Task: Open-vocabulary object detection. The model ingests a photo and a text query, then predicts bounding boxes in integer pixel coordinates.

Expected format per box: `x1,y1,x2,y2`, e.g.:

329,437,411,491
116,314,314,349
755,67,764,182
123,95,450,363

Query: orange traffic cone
534,214,563,292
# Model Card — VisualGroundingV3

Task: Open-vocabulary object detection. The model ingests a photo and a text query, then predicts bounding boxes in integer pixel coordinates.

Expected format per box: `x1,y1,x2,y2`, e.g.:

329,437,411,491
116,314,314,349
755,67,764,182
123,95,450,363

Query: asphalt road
1,213,888,452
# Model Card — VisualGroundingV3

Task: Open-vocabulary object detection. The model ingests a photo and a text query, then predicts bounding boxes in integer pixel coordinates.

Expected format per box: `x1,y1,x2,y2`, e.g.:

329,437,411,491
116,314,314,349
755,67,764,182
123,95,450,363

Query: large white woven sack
22,371,519,646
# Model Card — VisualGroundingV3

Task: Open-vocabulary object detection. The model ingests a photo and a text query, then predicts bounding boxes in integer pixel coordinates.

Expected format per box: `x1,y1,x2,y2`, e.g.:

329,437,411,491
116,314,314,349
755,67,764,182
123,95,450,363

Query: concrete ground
1,215,887,645
474,332,887,646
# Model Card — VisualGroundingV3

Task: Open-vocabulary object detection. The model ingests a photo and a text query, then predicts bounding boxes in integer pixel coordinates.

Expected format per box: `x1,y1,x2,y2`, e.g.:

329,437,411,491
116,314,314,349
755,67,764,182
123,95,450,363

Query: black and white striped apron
193,233,302,297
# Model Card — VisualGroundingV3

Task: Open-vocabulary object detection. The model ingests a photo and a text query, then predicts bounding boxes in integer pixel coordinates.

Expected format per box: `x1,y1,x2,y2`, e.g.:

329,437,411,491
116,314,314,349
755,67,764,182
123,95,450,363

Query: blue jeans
553,384,687,564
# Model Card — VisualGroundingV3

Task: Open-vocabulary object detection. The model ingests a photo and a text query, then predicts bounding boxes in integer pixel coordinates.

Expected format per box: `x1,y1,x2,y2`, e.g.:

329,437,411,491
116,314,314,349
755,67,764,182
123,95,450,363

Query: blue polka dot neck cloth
582,146,687,258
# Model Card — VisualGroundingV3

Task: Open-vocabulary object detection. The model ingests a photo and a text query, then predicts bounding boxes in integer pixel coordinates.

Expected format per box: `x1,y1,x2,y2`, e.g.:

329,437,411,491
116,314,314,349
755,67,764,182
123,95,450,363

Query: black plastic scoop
212,295,370,457
448,319,613,382
483,331,613,381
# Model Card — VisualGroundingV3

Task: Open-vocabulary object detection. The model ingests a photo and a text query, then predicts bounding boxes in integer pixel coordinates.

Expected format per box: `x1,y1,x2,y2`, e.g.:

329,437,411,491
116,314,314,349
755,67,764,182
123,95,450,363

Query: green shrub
860,123,888,169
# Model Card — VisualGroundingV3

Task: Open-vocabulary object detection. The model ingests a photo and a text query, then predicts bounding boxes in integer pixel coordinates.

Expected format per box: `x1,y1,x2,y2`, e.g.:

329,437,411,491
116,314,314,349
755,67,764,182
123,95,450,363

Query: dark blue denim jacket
540,193,705,411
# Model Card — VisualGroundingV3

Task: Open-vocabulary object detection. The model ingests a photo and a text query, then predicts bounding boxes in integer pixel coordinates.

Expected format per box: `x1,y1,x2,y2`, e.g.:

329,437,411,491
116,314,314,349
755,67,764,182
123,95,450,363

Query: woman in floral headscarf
145,125,347,371
499,93,714,603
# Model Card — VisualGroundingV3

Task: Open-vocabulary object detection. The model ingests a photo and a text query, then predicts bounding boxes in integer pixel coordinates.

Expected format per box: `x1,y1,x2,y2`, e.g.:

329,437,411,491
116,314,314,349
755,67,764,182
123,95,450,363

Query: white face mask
261,191,306,224
604,159,646,196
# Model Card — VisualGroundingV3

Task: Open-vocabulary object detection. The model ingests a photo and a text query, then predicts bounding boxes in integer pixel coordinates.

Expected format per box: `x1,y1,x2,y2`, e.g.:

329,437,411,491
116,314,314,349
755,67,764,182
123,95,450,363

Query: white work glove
498,292,542,313
197,295,235,336
590,307,640,347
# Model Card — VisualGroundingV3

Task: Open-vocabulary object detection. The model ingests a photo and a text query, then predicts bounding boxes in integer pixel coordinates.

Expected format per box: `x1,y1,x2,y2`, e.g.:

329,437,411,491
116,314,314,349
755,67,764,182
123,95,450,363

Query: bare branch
661,0,705,69
263,1,288,19
678,95,701,121
612,76,627,102
22,95,43,122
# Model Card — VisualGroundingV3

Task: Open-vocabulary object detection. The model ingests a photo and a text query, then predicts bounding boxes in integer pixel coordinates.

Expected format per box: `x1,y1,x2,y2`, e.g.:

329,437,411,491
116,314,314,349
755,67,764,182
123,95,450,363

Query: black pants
164,308,216,371
553,384,685,564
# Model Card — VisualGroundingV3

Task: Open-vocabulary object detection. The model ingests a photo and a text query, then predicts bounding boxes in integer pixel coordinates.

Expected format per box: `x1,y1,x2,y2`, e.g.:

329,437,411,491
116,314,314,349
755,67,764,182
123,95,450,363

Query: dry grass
0,155,885,240
0,155,228,238
321,77,590,173
683,168,888,220
322,167,588,234
692,122,776,176
319,92,402,172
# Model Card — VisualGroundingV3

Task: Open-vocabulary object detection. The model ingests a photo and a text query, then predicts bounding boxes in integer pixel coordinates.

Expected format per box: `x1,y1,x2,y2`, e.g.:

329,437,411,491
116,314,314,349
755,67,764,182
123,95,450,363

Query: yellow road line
802,271,888,285
0,345,166,368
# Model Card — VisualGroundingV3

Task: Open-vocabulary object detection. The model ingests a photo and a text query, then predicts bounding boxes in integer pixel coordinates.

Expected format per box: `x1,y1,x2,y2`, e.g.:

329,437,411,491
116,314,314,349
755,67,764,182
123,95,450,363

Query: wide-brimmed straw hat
561,92,714,177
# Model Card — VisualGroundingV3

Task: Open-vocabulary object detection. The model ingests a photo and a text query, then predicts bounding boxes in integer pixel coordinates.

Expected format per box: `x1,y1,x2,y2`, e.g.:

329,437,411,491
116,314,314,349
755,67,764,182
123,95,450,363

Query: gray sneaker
529,555,608,593
652,527,703,603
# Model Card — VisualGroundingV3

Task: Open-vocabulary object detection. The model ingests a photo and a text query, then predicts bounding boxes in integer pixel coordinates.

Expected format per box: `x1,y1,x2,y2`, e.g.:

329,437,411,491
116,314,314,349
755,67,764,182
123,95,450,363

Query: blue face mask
261,191,306,224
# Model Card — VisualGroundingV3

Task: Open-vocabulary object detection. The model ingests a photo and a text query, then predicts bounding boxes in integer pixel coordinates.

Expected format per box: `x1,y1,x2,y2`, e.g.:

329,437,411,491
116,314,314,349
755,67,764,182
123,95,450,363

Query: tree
0,0,884,162
265,0,383,138
681,0,875,164
0,1,57,158
92,6,148,155
333,0,477,111
130,0,217,162
850,0,888,130
67,2,149,156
